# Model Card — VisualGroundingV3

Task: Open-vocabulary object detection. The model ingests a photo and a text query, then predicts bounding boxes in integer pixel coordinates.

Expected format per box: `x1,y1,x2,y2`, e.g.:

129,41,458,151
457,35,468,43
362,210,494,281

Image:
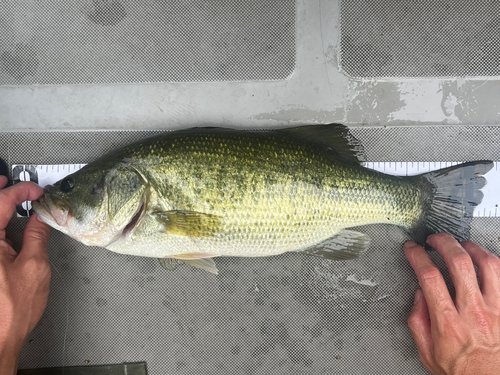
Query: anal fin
299,229,371,261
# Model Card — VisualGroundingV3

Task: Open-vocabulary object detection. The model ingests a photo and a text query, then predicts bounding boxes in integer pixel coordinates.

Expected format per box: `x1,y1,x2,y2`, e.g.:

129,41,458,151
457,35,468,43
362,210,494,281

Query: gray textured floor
0,1,295,84
0,126,498,374
3,0,500,132
1,0,500,373
340,1,500,78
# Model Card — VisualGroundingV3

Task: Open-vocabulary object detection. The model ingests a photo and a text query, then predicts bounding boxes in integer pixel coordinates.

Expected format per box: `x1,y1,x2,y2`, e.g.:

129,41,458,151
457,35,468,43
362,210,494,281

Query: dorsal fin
279,124,366,165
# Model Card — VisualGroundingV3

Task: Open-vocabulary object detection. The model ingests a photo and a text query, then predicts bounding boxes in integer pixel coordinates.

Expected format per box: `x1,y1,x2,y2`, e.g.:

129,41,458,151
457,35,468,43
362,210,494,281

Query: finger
461,241,500,304
18,214,50,262
404,241,458,325
427,234,482,312
0,175,8,189
0,182,44,229
407,289,433,369
0,239,18,259
0,229,16,258
0,230,16,257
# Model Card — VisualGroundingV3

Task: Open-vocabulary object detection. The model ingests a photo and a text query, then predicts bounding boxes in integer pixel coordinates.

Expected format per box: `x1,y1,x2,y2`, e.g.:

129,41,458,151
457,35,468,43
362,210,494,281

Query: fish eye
60,177,75,193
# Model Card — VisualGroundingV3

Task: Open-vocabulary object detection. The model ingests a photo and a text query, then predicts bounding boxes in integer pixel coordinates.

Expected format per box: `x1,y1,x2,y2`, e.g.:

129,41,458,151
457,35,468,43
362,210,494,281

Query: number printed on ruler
12,162,500,218
12,164,86,217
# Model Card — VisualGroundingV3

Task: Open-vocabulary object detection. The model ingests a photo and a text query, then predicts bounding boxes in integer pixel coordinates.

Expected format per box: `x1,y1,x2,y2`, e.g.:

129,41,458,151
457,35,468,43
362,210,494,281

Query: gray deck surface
1,1,500,374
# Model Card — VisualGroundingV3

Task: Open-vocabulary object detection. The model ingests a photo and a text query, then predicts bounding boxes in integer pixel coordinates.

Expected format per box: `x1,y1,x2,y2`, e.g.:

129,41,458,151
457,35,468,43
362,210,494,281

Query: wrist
0,311,31,375
0,307,29,355
0,341,22,375
0,320,25,375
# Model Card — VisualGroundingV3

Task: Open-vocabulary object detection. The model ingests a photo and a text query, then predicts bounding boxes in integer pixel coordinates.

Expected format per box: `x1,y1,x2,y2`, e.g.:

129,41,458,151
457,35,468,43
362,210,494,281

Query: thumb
0,175,8,189
18,213,51,261
407,289,434,368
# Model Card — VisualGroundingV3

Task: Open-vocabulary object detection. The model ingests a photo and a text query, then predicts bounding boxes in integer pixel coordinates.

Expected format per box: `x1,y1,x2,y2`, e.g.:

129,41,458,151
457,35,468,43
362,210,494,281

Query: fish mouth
121,201,144,237
32,196,54,222
33,194,70,227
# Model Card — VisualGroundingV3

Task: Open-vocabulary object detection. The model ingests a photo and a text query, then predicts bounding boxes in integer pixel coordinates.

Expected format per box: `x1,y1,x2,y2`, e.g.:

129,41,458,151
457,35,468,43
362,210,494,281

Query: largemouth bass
33,125,493,274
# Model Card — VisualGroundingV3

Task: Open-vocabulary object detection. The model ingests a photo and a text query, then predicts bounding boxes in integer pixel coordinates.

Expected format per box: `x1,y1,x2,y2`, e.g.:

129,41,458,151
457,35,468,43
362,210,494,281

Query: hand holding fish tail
0,176,51,375
405,233,500,375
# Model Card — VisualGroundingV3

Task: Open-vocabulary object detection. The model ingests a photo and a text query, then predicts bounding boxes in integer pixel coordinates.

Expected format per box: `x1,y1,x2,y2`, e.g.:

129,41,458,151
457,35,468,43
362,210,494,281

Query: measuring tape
12,164,87,217
366,162,499,218
12,162,500,218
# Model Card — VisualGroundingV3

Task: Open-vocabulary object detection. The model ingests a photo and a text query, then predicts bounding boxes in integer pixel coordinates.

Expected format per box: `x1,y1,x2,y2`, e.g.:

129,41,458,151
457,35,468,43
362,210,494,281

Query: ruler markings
11,162,500,218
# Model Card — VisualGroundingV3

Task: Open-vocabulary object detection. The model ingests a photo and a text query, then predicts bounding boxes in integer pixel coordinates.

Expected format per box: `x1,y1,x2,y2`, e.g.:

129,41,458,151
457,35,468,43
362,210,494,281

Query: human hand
0,176,51,374
404,233,500,375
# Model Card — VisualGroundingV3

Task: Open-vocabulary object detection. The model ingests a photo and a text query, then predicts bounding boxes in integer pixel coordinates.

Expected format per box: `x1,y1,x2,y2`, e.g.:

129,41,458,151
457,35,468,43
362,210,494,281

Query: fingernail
403,241,418,250
413,289,422,305
426,234,435,242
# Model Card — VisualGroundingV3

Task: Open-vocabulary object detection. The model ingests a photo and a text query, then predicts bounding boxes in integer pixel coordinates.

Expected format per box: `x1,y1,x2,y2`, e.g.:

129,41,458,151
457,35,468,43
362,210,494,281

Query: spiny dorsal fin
299,229,371,260
279,124,366,165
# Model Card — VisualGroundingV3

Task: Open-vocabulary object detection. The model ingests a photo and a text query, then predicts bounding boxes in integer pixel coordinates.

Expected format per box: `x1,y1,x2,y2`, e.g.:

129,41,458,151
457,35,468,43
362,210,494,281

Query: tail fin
409,161,494,245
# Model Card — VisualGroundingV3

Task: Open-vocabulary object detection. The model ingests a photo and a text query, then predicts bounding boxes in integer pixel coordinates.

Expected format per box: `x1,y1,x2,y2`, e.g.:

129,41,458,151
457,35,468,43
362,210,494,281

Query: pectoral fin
299,230,371,260
182,258,219,275
154,210,222,238
171,253,217,260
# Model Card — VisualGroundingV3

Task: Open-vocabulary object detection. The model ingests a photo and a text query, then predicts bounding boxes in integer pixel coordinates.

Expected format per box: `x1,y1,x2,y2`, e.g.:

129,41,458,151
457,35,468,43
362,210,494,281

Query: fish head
33,164,146,247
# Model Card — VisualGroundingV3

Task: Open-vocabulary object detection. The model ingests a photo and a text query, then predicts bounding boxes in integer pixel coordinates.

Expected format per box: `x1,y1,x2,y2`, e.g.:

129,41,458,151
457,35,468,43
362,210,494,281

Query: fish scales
33,125,492,273
102,130,423,257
